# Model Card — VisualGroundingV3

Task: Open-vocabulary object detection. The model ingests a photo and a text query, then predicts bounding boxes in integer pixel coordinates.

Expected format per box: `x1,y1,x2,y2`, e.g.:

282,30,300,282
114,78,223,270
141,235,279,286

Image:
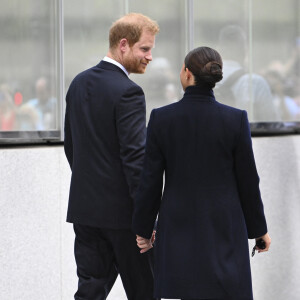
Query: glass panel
0,0,59,135
1,0,299,141
252,0,300,123
128,0,187,121
194,0,283,123
64,0,124,90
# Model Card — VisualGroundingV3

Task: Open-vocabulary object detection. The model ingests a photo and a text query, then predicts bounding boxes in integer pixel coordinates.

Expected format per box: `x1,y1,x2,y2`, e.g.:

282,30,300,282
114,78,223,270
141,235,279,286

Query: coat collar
96,60,128,77
181,85,216,102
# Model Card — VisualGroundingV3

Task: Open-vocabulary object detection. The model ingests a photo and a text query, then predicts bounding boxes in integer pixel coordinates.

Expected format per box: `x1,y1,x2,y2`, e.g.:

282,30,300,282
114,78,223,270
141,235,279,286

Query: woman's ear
185,68,193,80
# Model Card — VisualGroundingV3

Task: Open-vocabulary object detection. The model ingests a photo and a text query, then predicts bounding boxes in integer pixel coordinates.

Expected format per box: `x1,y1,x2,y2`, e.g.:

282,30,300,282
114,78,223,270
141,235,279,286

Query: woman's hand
256,232,271,253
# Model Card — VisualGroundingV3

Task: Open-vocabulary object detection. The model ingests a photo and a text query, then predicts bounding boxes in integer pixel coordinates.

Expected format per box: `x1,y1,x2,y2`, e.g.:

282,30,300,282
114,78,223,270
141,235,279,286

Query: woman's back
132,46,270,300
154,87,242,188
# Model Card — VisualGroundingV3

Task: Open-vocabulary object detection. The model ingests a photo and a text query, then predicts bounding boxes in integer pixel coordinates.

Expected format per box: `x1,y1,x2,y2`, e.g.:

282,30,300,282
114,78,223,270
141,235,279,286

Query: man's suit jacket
64,61,146,229
132,85,268,299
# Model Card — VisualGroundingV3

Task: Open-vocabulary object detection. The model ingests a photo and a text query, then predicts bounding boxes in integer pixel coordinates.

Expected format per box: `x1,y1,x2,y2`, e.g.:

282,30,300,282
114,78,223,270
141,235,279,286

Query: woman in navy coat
132,47,271,300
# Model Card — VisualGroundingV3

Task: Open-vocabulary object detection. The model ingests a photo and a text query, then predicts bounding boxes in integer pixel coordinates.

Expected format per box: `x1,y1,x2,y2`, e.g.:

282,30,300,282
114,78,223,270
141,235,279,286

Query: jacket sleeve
132,109,165,239
64,88,73,169
234,110,268,239
115,85,146,201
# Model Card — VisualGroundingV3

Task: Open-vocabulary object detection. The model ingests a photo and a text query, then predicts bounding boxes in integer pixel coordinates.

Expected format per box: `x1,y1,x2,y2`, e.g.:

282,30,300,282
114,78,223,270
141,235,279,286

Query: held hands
136,231,156,254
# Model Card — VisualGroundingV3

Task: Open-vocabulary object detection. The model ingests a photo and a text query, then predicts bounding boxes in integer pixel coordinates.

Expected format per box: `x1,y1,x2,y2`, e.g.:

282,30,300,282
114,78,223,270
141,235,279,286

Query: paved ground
107,277,126,300
107,276,177,300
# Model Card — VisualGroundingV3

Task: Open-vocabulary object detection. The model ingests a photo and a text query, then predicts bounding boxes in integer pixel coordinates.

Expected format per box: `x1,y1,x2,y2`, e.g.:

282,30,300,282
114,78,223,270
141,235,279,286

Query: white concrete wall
0,136,300,300
251,136,300,300
0,146,75,300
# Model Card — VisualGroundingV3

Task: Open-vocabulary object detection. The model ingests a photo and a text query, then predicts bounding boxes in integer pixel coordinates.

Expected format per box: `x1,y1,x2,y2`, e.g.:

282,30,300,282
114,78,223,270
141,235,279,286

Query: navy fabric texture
132,85,267,299
65,61,146,229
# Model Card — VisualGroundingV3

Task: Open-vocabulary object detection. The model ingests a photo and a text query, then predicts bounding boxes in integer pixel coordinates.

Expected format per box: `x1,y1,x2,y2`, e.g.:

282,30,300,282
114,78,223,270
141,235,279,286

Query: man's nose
145,52,152,61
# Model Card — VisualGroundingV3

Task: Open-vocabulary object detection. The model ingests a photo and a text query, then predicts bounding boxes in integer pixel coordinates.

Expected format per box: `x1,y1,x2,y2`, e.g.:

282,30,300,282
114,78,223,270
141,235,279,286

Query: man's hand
136,231,156,253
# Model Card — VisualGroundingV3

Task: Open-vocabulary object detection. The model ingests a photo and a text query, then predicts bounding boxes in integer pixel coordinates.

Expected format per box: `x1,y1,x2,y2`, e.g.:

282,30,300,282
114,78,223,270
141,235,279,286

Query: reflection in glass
0,0,58,132
64,0,124,89
194,0,300,123
128,0,186,120
1,0,299,138
64,0,186,123
253,0,300,122
216,24,279,122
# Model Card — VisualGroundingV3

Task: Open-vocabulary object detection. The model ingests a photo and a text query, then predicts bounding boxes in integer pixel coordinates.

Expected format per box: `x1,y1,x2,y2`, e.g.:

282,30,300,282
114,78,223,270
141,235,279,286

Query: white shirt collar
103,56,129,77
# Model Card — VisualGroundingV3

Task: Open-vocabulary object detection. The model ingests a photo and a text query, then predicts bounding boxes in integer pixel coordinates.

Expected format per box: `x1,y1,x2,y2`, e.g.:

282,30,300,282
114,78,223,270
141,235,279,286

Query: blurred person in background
0,84,16,130
146,57,181,106
215,25,280,122
263,68,300,121
261,37,300,121
64,13,159,300
24,76,57,130
133,46,271,300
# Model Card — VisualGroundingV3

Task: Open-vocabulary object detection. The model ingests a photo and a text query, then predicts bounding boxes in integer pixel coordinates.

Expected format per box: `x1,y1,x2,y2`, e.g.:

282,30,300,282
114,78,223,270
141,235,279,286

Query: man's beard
123,55,146,74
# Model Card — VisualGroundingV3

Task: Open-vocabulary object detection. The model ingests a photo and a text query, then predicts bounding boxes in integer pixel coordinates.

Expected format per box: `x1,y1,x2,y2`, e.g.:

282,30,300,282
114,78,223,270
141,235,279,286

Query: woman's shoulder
215,100,245,117
151,101,181,116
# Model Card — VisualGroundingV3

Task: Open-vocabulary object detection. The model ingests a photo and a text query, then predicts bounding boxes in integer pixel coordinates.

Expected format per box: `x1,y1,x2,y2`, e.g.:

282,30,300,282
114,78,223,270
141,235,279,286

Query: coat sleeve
132,109,165,239
115,85,146,201
64,88,73,169
234,110,268,239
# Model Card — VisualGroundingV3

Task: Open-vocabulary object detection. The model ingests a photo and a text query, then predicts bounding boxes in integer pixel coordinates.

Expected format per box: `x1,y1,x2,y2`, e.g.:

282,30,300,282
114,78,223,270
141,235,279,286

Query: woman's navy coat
132,85,268,300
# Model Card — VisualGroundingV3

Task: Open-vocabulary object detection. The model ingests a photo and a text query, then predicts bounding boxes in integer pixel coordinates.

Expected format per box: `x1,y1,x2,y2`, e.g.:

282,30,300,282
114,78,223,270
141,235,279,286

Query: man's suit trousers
73,224,156,300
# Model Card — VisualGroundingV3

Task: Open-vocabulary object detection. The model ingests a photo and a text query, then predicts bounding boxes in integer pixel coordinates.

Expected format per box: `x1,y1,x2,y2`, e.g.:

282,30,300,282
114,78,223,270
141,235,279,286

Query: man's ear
119,38,129,53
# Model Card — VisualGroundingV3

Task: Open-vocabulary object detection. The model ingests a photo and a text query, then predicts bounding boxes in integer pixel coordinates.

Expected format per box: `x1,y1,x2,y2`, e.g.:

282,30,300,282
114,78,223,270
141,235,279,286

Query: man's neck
107,51,122,65
104,52,129,76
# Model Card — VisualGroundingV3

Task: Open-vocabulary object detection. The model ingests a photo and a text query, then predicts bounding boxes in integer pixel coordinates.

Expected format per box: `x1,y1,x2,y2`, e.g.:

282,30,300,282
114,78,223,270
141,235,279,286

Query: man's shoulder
68,67,93,88
71,61,125,80
95,61,141,92
68,62,138,92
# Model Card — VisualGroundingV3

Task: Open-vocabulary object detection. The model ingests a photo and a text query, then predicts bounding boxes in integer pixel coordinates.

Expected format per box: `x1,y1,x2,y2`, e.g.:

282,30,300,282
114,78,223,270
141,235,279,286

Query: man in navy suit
64,13,159,300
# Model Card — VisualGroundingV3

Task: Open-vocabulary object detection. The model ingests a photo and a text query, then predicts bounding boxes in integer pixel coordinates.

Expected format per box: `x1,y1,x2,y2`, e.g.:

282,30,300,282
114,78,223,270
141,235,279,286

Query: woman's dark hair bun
185,47,223,88
203,61,223,83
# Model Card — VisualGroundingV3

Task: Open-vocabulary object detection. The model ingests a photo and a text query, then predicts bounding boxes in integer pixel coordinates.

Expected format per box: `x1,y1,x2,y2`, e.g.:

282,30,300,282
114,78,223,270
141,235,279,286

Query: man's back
64,13,159,300
64,61,146,229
